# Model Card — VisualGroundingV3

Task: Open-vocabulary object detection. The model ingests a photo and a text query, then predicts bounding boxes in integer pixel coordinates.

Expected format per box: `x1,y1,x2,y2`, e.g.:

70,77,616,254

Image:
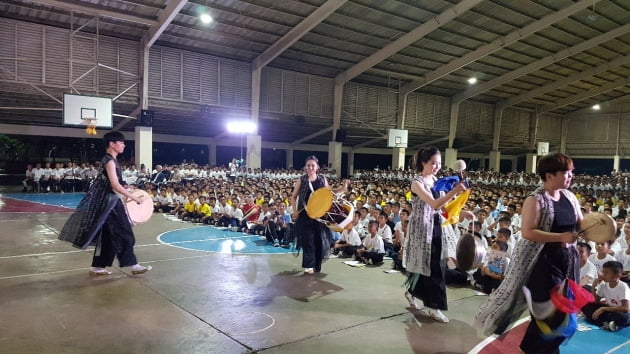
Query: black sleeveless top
550,193,576,233
297,174,326,212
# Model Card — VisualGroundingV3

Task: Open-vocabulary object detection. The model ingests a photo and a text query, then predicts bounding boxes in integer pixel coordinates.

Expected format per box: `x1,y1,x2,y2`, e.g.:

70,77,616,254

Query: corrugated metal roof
1,0,629,154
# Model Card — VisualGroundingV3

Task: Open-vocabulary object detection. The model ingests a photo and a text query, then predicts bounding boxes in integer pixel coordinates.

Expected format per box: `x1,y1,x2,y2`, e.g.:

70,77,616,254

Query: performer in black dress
59,131,152,276
476,153,582,353
289,156,348,274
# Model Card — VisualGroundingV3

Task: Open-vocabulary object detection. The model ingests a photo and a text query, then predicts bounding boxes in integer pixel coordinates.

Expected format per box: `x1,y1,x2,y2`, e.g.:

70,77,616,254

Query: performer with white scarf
403,147,466,323
475,153,582,353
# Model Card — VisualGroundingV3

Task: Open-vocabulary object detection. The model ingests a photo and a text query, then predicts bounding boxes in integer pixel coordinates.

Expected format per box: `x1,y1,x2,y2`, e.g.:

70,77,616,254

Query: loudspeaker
140,110,154,127
335,129,346,143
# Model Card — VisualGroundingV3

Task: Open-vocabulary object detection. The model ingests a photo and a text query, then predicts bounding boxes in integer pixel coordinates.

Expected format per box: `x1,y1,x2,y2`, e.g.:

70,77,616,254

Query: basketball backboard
63,94,113,128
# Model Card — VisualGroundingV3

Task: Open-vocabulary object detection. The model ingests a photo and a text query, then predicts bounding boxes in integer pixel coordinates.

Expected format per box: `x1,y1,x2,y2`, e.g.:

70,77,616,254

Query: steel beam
499,54,630,109
252,0,347,70
569,92,630,115
334,0,483,85
401,0,599,95
540,77,630,114
30,0,158,26
145,0,188,48
291,126,333,145
453,22,630,103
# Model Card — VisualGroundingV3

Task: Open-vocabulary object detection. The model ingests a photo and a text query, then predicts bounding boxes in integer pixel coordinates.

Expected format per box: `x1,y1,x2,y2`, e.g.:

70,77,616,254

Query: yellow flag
442,189,471,226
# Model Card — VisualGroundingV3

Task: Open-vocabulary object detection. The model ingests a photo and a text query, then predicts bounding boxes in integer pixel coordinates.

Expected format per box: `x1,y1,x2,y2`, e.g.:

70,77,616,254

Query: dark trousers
92,201,138,268
582,302,630,327
472,269,502,293
407,221,447,310
298,217,324,271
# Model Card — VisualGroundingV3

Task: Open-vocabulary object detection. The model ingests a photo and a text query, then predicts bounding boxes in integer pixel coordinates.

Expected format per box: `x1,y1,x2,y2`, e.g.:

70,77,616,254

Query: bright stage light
592,104,601,110
226,120,257,134
200,13,213,24
467,77,477,85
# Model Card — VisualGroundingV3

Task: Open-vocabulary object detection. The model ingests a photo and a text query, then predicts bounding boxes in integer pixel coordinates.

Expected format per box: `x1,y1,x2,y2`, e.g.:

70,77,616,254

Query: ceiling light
467,77,477,85
592,104,601,110
200,13,213,24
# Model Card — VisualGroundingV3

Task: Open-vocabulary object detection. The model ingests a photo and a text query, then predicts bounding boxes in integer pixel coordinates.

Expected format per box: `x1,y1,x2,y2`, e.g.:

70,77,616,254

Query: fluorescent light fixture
226,120,257,134
200,13,213,24
467,77,477,85
592,104,601,110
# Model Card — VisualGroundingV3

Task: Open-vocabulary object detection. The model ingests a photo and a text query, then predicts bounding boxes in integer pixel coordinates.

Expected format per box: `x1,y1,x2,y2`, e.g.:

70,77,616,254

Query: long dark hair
412,147,439,172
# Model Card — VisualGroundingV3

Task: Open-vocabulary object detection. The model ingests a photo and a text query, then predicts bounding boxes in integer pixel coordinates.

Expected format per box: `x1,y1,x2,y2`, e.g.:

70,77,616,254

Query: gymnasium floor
1,189,629,354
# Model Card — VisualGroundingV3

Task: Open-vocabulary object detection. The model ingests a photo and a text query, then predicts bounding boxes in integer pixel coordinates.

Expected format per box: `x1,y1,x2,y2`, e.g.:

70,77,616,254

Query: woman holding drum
290,155,349,274
403,147,466,323
59,131,152,276
476,153,584,353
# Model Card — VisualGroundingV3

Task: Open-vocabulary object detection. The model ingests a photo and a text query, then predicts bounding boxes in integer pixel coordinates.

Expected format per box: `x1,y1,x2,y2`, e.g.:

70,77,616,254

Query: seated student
589,241,617,277
249,201,270,235
179,194,197,221
376,211,394,254
391,209,409,270
198,196,213,224
582,261,630,332
472,240,510,294
263,203,282,247
333,211,362,257
355,220,385,265
154,189,173,213
579,242,598,292
495,228,512,256
276,202,293,247
228,199,244,231
355,207,370,239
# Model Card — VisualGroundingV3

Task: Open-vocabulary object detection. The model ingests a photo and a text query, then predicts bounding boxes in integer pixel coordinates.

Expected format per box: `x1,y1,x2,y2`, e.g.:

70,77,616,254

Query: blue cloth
433,175,462,192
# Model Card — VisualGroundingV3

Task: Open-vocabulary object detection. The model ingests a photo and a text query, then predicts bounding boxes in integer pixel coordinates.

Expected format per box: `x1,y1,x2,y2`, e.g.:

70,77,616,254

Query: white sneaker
404,291,421,310
131,264,152,275
89,267,112,276
425,308,449,323
304,268,314,274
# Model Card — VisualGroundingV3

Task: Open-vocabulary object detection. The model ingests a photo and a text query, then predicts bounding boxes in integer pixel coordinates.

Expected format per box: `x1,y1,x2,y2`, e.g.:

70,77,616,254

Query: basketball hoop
83,117,98,135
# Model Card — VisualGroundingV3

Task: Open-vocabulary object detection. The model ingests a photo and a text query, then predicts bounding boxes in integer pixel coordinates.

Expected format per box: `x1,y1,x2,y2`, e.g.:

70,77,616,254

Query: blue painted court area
158,227,293,254
3,193,83,209
560,318,630,353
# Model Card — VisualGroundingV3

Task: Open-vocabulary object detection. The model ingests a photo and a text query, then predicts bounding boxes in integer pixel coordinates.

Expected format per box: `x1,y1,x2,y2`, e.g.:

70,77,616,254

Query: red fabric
550,279,594,314
242,203,259,222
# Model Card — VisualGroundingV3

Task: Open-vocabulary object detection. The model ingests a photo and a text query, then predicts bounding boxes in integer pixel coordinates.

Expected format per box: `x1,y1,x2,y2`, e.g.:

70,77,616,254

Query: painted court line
0,253,218,281
606,340,630,354
468,316,530,354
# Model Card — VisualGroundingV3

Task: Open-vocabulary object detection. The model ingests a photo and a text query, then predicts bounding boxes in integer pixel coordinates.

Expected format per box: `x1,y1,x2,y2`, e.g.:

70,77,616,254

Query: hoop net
82,117,98,135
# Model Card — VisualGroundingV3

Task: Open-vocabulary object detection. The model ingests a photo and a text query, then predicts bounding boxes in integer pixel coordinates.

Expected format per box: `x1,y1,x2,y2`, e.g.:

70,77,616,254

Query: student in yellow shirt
198,196,213,224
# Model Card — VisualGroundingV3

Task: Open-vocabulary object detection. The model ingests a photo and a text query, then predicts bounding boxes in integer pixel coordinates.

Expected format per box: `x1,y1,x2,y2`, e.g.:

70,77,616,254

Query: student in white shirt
582,261,630,331
333,212,362,257
589,241,617,277
355,220,385,265
578,242,598,291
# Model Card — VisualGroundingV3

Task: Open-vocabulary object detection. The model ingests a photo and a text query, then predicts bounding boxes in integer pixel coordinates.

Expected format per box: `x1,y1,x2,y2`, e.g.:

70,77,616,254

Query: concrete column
525,153,537,174
348,150,355,177
489,150,501,172
328,141,343,176
444,148,458,170
392,147,405,170
246,135,261,170
448,100,460,148
560,118,568,154
208,142,216,166
614,155,621,174
286,148,293,169
134,126,152,171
